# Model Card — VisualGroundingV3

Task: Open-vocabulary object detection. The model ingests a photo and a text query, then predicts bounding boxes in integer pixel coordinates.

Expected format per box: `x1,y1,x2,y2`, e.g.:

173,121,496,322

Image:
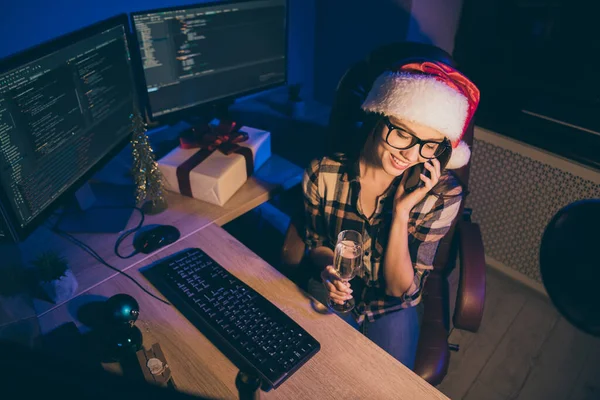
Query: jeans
307,278,421,370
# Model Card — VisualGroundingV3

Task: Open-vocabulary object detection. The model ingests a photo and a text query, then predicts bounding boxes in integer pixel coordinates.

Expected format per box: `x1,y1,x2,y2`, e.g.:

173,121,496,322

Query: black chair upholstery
540,199,600,338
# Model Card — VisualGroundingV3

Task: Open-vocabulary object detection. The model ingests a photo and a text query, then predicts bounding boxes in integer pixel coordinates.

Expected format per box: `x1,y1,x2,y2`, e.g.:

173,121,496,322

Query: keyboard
140,248,320,390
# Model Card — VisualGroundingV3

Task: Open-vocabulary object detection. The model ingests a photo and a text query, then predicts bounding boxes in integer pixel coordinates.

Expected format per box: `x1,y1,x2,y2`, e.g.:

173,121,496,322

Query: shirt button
365,251,370,256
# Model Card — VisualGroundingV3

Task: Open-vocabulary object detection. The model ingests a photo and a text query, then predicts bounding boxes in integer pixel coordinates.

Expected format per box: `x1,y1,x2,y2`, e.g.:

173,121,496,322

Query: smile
390,153,409,170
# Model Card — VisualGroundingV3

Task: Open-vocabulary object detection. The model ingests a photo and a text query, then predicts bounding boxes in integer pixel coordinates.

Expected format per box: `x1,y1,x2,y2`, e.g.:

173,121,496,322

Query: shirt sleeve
302,159,327,252
404,177,464,298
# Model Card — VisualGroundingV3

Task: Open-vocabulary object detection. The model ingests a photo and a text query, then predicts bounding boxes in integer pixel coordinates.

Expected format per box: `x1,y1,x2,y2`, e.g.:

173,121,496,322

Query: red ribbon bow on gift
179,120,249,153
175,120,255,198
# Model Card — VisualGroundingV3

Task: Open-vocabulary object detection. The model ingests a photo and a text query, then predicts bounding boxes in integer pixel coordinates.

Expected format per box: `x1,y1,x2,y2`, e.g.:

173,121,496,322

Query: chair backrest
325,41,475,272
540,199,600,338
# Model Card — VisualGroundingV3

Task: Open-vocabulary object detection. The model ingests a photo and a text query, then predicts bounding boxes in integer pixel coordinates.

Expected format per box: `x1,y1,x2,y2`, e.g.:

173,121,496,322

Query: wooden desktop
37,225,448,400
3,147,448,399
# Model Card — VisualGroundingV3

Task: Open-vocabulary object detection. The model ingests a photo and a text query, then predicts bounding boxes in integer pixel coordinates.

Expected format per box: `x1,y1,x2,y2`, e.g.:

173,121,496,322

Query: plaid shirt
302,154,463,324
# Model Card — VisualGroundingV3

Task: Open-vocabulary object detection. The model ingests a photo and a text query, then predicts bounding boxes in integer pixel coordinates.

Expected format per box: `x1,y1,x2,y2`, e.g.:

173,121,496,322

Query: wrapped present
158,121,271,206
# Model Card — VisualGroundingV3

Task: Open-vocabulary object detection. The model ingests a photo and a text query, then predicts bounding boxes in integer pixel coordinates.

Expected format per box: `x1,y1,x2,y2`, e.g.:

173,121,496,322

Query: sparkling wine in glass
329,230,363,313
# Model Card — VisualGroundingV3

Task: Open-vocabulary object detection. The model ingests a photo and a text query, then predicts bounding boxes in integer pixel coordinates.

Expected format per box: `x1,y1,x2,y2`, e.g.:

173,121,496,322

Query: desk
38,223,448,400
5,154,302,322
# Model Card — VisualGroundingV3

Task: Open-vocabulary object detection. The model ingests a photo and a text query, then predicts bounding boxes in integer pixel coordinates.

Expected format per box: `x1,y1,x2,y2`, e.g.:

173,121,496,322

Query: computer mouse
133,224,181,254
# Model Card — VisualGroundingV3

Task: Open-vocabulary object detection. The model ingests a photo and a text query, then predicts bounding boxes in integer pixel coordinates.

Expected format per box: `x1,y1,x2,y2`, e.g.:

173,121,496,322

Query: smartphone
404,144,452,193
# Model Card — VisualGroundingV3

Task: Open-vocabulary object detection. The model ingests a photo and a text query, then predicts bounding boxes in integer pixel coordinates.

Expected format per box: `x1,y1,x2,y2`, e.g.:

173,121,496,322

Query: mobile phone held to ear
404,145,452,193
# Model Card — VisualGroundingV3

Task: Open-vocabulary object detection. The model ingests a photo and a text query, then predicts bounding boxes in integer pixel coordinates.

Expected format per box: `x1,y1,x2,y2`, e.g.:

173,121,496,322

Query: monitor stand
55,181,136,234
183,99,236,129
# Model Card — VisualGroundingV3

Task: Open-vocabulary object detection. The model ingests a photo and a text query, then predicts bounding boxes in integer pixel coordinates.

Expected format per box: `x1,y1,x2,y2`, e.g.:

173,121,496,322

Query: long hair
327,111,382,163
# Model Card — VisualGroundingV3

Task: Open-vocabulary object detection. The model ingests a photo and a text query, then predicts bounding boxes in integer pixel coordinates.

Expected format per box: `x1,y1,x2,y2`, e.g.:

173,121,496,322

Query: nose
400,145,420,162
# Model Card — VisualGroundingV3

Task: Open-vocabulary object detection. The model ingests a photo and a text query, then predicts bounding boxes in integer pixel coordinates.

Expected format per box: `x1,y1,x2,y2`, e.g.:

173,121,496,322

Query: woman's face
371,116,446,177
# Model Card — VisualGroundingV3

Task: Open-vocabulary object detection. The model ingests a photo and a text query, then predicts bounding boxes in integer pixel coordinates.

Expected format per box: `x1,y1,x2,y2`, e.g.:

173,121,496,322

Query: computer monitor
130,0,287,123
0,15,138,242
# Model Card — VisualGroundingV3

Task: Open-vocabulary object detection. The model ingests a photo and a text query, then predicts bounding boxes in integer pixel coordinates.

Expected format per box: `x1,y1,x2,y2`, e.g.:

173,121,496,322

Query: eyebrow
388,119,444,142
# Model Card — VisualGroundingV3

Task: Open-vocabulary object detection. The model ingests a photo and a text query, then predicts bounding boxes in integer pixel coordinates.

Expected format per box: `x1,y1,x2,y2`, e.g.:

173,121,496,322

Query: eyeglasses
381,117,450,159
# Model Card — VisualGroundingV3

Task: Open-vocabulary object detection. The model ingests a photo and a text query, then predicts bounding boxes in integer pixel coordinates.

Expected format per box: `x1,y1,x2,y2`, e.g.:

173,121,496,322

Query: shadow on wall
312,0,433,105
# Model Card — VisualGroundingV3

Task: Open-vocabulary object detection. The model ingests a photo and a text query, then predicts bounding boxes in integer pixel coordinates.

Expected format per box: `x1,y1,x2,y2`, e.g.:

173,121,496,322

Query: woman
302,61,480,369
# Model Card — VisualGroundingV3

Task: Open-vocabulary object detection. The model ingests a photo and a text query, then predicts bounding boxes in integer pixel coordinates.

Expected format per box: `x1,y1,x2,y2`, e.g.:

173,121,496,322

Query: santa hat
361,61,480,169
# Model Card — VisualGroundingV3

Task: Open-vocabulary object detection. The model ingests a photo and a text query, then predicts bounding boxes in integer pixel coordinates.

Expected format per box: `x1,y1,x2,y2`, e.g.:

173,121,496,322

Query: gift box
158,123,271,206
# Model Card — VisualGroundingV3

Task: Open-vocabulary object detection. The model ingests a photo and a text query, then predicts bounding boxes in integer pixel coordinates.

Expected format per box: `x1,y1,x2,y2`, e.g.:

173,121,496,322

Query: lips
389,153,409,170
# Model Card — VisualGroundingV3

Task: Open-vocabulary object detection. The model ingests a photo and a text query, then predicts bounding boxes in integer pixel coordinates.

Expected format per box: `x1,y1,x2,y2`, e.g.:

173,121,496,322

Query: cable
50,223,171,306
114,207,145,259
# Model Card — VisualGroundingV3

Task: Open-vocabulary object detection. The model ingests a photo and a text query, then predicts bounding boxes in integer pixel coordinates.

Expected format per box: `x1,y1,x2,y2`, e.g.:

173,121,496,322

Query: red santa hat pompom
361,61,480,169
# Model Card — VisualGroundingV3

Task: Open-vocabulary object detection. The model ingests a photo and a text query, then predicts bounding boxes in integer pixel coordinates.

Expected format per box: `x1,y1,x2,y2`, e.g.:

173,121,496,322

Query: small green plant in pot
32,251,78,303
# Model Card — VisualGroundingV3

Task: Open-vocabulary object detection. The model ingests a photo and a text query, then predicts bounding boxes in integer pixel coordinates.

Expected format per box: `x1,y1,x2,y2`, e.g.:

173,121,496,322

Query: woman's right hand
321,266,353,305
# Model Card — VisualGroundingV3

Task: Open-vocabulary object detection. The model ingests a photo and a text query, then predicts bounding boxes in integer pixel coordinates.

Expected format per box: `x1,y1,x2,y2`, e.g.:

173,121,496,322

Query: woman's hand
394,158,442,219
321,266,353,305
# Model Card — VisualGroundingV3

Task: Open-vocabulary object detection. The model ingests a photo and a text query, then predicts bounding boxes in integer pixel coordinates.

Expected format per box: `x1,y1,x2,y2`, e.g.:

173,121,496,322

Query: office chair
540,199,600,338
280,42,486,386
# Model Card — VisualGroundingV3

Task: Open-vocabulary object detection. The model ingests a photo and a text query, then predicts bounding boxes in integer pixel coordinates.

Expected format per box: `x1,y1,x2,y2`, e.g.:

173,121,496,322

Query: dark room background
0,0,316,102
1,0,464,106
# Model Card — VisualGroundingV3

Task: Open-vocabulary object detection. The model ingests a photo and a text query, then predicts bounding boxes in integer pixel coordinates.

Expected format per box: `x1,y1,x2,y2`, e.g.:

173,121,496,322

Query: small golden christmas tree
130,109,167,214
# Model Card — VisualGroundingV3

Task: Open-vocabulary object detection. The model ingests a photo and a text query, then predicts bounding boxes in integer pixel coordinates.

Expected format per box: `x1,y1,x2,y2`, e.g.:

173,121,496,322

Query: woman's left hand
393,158,442,219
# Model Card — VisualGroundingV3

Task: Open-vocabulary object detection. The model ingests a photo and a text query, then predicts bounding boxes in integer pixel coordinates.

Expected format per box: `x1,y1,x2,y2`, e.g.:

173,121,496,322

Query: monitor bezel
129,0,289,125
0,14,137,242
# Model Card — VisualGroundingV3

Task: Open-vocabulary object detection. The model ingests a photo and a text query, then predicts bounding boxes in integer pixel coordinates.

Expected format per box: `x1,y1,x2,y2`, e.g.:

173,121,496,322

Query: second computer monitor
0,14,137,241
131,0,287,120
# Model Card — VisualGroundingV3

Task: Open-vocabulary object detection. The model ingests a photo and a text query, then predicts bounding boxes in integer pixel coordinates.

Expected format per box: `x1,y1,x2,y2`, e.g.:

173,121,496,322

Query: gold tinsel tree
130,110,167,214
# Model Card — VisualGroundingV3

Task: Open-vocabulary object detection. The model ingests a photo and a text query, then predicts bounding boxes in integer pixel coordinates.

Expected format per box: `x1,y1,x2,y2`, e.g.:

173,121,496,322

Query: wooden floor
439,268,600,400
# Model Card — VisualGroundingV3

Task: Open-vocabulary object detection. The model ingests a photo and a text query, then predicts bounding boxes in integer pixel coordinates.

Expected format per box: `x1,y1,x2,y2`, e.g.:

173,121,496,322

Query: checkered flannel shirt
302,154,463,324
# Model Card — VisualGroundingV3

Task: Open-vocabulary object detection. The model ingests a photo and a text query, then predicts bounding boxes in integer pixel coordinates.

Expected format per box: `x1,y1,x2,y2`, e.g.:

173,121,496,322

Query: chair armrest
452,219,486,332
413,271,450,386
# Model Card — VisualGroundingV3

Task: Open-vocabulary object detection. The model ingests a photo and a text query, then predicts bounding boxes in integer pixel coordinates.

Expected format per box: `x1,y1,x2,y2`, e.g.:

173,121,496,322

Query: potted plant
287,83,305,117
32,251,78,303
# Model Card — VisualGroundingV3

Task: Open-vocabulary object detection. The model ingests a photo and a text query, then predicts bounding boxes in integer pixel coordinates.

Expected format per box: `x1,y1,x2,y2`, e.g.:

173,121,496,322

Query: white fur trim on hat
362,72,469,143
446,140,471,169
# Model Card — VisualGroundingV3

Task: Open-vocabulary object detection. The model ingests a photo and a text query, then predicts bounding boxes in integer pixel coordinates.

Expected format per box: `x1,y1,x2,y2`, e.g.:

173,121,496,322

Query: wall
312,0,413,105
467,126,600,293
312,0,464,105
0,0,315,96
407,0,464,55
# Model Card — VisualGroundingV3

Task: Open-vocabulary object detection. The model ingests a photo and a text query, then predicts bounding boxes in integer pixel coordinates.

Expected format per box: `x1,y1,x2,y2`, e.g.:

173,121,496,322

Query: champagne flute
328,230,363,313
